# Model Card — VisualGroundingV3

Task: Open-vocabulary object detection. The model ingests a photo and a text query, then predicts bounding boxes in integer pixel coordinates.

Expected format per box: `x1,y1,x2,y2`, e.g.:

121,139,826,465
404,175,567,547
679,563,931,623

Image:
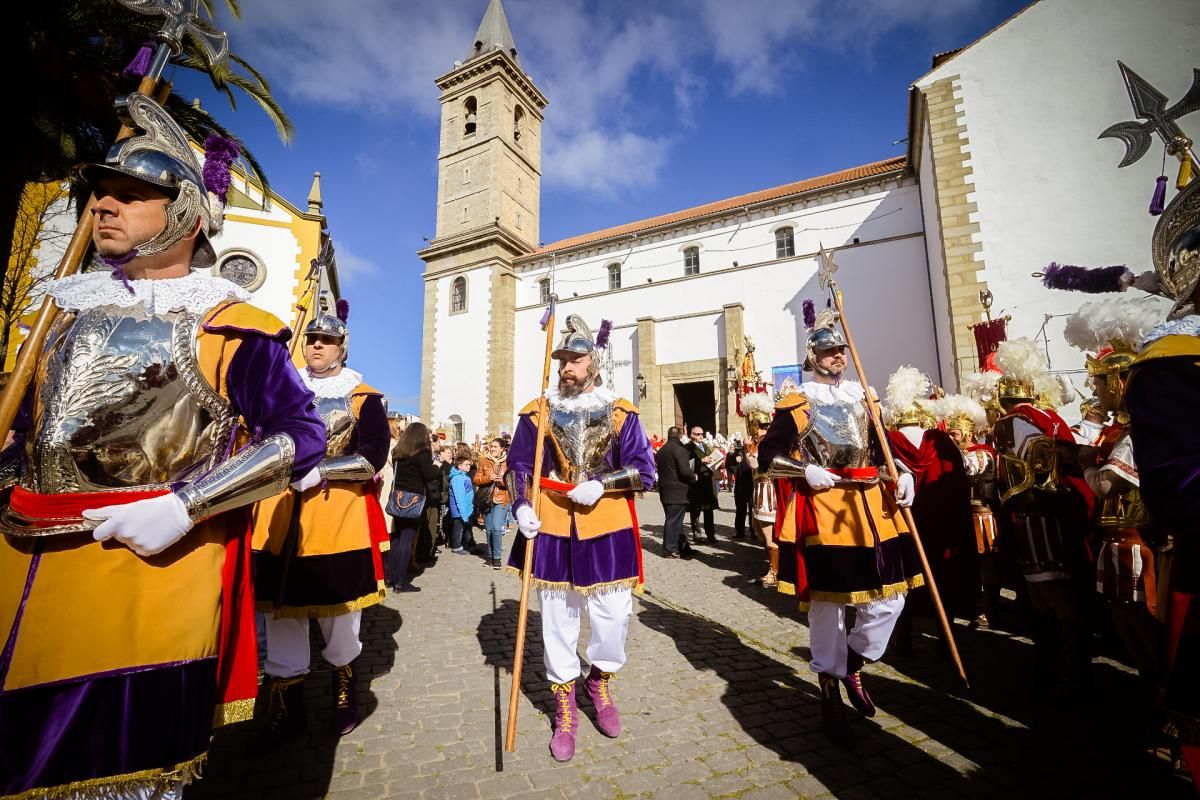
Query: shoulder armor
202,301,290,341
1133,334,1200,367
519,398,542,416
614,397,639,415
775,393,809,412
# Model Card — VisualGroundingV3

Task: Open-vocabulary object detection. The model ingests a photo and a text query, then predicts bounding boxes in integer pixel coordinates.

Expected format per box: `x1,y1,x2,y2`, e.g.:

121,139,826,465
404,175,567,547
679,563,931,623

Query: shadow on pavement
187,602,403,800
476,594,551,769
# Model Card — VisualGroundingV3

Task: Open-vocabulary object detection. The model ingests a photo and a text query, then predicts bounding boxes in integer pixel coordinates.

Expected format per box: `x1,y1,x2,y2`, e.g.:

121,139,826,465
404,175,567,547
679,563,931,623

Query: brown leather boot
761,547,779,588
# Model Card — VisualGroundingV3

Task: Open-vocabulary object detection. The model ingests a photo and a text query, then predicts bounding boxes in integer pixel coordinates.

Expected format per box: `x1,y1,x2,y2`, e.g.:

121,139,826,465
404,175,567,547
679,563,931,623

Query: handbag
386,466,426,519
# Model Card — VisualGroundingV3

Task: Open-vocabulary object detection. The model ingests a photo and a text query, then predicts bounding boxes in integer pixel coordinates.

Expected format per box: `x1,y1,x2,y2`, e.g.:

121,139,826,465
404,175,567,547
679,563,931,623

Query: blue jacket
448,466,475,522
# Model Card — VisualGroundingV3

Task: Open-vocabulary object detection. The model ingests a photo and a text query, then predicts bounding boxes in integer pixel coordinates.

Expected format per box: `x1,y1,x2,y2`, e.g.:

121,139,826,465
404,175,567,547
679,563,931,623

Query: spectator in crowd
447,447,477,555
725,433,753,539
474,437,511,569
378,416,403,584
685,426,719,542
417,432,445,565
438,444,456,548
387,422,441,592
654,426,696,558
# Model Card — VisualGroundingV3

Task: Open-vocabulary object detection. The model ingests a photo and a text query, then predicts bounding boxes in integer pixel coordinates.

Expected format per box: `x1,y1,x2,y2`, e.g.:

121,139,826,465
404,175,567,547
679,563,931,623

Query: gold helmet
883,366,934,429
993,339,1047,409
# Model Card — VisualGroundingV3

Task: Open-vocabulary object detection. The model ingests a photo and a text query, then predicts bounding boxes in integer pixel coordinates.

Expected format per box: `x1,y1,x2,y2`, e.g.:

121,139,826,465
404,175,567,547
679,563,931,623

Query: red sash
9,485,169,526
538,477,644,588
827,467,881,482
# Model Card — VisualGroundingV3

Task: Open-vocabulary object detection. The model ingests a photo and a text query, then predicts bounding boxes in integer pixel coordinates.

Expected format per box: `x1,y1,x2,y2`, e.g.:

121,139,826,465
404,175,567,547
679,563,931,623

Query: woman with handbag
473,437,511,569
387,422,440,592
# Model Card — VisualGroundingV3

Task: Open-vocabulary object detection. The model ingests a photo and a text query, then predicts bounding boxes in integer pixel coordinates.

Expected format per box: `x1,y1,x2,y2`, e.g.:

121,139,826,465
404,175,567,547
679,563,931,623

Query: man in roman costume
0,94,327,799
253,302,390,738
882,368,976,650
758,308,919,745
505,315,656,762
739,392,778,586
991,338,1095,699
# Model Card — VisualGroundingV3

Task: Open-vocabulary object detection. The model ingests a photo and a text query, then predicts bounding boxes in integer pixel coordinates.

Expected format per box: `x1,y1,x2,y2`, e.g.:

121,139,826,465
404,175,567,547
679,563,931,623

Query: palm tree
3,0,294,302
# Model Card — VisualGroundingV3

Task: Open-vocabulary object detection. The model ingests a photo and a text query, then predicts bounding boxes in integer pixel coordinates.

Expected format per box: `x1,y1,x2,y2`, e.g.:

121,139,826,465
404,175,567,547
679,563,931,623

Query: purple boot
549,682,578,762
841,648,876,717
585,665,622,737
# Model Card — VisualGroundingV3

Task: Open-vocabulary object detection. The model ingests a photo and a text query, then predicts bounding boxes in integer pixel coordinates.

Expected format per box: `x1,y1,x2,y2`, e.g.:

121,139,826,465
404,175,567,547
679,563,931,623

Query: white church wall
431,266,492,442
917,0,1198,389
211,218,302,323
655,313,722,365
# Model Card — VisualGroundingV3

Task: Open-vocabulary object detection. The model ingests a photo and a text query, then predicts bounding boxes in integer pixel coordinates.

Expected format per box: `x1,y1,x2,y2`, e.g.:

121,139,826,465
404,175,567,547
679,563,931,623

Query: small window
514,105,525,142
463,167,471,185
463,96,477,136
607,263,621,291
215,252,266,291
539,278,551,304
460,205,468,224
515,211,522,229
451,276,467,314
683,247,700,276
775,227,795,259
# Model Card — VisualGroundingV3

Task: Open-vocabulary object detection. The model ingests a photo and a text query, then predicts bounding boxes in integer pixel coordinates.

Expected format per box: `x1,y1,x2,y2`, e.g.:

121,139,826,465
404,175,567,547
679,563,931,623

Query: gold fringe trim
808,577,917,607
5,753,207,800
256,588,385,619
798,600,811,613
775,580,797,596
212,697,255,727
633,582,645,596
502,568,640,597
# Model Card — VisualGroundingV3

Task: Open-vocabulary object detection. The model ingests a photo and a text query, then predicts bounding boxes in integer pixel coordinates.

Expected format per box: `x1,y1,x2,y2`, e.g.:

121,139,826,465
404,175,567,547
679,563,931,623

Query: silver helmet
804,305,847,373
552,314,597,360
304,312,349,367
81,93,218,268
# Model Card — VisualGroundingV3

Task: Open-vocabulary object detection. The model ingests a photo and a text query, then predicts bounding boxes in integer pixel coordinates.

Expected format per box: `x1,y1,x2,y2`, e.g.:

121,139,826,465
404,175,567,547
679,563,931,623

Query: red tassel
1149,175,1167,216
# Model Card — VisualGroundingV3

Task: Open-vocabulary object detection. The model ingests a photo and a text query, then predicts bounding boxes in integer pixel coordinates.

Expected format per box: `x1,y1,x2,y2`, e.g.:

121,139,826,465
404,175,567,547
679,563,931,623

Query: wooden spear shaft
829,286,970,688
505,302,557,752
0,72,163,444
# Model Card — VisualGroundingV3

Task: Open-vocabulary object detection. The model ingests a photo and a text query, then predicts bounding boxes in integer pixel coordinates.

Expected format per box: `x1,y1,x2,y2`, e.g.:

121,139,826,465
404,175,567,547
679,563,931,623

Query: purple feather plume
1040,263,1132,294
123,42,154,77
335,297,350,323
802,299,816,329
595,319,613,349
202,134,241,203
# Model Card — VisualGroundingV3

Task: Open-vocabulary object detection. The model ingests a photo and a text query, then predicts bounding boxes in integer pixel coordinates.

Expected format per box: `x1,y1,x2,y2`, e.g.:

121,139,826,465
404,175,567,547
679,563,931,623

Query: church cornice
435,51,548,112
418,222,534,276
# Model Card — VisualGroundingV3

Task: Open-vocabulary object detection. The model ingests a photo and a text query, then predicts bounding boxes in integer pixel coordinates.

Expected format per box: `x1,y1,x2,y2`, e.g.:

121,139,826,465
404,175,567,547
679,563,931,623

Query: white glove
290,466,322,492
85,494,194,557
803,464,838,491
895,472,915,507
566,479,605,507
515,504,542,539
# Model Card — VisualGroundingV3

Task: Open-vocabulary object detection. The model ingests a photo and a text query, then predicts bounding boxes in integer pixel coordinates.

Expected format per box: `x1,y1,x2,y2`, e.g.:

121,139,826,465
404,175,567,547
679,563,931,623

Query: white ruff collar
800,379,866,405
47,270,250,315
546,384,617,413
301,367,363,398
1140,315,1200,349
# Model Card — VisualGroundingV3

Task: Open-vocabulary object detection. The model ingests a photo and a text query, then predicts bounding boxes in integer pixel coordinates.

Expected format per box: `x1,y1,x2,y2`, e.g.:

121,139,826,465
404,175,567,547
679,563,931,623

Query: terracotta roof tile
522,155,907,259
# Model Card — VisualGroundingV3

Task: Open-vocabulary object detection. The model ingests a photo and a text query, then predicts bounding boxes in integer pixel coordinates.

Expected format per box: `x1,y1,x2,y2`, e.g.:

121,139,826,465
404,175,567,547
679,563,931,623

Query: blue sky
176,0,1029,413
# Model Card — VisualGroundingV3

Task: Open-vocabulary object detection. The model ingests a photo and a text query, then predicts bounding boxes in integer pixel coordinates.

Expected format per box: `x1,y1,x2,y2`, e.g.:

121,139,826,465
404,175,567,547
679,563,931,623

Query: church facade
419,0,1198,443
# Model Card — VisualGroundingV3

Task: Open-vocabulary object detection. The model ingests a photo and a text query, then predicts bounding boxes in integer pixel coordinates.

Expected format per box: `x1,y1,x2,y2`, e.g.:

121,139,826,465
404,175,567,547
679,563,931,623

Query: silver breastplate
548,401,614,484
27,305,233,493
314,393,356,457
802,398,871,469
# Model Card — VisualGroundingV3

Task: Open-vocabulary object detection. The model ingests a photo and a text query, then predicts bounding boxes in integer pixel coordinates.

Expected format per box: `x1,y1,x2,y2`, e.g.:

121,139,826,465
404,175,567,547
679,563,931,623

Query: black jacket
685,440,719,508
392,450,442,500
655,439,696,505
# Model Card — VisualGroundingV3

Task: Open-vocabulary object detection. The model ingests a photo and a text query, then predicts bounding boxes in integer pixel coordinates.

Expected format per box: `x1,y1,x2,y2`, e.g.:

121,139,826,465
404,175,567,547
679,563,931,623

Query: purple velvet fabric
225,334,325,477
0,658,217,796
352,394,390,473
507,525,641,589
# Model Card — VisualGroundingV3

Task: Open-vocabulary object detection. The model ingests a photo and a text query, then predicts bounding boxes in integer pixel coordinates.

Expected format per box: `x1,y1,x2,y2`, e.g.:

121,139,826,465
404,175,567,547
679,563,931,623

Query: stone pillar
419,276,438,424
636,317,662,437
722,303,746,438
487,266,516,435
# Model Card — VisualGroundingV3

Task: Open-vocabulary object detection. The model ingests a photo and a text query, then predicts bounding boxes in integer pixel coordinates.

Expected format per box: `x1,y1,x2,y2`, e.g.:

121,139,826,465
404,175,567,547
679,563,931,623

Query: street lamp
725,362,739,395
635,373,647,399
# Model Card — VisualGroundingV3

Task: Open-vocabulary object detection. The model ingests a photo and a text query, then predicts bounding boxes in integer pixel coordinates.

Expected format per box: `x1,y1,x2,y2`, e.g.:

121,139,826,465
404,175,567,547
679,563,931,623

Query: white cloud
333,241,380,284
230,0,988,195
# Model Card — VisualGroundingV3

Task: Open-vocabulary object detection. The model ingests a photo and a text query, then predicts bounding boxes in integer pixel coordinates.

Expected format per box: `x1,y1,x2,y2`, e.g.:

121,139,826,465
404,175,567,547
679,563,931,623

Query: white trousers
808,595,905,678
264,611,363,678
539,588,632,684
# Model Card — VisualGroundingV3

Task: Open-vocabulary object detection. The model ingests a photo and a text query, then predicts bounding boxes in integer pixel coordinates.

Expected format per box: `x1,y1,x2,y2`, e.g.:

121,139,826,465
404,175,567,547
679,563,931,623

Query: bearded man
505,315,656,762
0,95,326,799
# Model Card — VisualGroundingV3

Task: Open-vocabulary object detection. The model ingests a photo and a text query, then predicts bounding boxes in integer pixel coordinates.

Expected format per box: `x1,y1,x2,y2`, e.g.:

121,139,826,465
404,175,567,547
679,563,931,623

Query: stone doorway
673,380,716,434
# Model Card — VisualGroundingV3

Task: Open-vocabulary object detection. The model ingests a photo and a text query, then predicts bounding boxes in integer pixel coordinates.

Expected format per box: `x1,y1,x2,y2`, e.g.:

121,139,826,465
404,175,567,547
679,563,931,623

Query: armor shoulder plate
519,398,542,417
201,301,290,341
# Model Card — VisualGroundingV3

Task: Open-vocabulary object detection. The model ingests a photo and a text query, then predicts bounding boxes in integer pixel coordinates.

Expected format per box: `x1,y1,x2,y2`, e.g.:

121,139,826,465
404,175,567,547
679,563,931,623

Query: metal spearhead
1099,61,1200,167
817,242,839,291
116,0,230,72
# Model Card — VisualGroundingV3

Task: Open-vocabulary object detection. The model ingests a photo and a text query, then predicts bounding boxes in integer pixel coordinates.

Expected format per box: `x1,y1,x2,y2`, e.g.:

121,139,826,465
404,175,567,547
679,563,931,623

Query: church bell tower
418,0,547,439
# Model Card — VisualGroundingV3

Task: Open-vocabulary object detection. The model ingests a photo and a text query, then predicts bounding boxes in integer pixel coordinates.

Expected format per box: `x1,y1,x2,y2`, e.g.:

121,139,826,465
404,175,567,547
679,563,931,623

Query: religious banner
771,364,804,400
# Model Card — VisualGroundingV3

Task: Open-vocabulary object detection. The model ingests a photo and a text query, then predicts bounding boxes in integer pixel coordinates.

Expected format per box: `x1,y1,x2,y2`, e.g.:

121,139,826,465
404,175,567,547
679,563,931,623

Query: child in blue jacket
448,451,476,554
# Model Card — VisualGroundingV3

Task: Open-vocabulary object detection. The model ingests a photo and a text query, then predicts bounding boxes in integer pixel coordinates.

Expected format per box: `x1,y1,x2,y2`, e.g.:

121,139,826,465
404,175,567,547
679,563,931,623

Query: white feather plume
1063,295,1172,352
994,339,1047,383
883,366,931,424
935,393,988,430
739,392,774,416
960,370,1000,403
1033,373,1069,407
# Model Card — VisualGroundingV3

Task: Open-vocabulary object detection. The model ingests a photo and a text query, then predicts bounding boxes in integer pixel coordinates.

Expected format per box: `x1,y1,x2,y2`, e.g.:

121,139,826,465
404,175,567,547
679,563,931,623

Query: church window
683,247,700,276
539,278,551,304
449,414,464,444
451,276,467,314
460,205,468,224
463,96,478,137
775,226,796,258
608,263,622,290
215,251,266,292
514,105,525,143
516,211,522,229
463,167,471,184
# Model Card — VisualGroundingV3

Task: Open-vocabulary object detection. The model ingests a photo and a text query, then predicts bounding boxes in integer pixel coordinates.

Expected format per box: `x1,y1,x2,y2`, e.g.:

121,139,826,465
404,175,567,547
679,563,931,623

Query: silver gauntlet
176,433,296,522
599,466,643,493
317,454,376,482
766,455,809,479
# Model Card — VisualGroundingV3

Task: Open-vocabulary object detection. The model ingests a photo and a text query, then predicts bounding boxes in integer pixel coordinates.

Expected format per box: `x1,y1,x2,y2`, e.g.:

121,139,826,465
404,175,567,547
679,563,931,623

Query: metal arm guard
176,433,296,523
598,466,643,493
317,454,376,482
765,454,809,480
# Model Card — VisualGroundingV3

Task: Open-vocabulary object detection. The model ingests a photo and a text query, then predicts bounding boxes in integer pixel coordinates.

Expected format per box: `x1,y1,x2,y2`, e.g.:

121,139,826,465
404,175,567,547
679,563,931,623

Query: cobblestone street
189,498,1192,800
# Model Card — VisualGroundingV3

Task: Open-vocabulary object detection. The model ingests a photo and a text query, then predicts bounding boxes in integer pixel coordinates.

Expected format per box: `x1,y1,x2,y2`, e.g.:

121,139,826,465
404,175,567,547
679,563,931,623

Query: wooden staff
505,298,557,752
829,286,970,688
